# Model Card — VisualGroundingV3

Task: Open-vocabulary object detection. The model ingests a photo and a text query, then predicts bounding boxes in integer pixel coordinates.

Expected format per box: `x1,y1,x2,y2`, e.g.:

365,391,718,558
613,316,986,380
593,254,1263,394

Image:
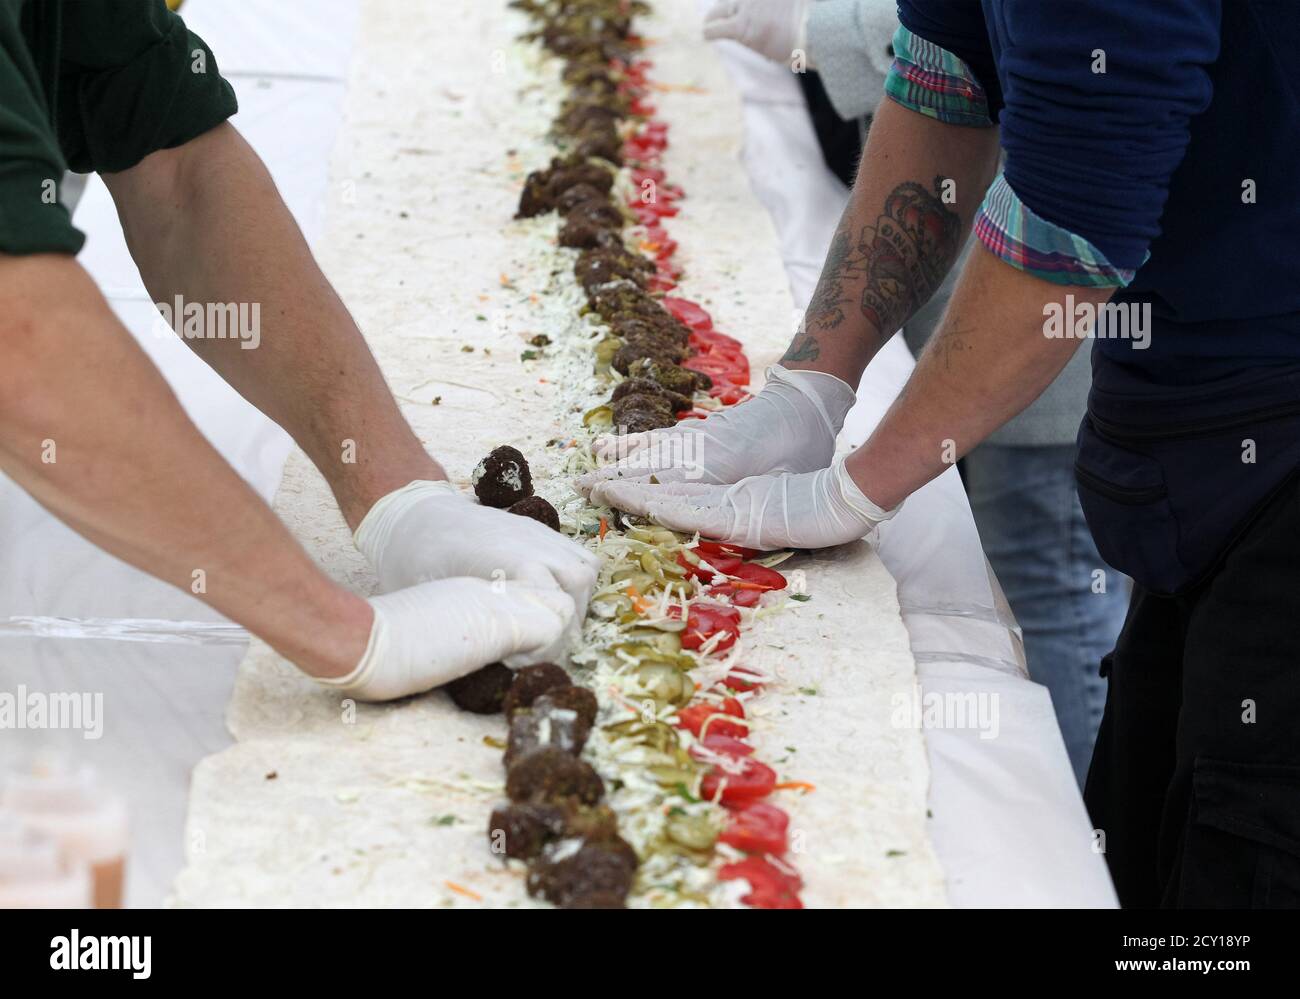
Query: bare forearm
0,255,369,675
103,123,440,529
846,245,1112,508
783,100,1001,383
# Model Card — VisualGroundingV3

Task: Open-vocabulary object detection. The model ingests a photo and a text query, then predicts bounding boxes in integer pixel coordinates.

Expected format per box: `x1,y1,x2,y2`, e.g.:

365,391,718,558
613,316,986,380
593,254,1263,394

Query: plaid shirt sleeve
884,22,992,127
974,173,1139,288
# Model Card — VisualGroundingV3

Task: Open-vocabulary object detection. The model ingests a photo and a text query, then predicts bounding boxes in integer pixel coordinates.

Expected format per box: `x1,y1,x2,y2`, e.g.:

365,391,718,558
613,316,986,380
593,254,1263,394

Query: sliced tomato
685,353,749,386
631,200,679,222
675,697,746,738
631,166,666,186
717,856,803,908
676,551,741,582
661,296,714,332
697,540,761,560
720,803,790,855
728,562,787,591
693,732,755,758
647,272,677,292
638,225,678,261
722,666,766,691
707,584,761,608
690,328,745,352
710,385,752,406
701,757,777,804
681,601,741,652
629,97,657,117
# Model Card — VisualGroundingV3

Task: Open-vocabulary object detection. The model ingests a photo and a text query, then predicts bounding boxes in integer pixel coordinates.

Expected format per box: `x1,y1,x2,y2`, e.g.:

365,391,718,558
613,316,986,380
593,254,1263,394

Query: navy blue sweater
899,0,1300,384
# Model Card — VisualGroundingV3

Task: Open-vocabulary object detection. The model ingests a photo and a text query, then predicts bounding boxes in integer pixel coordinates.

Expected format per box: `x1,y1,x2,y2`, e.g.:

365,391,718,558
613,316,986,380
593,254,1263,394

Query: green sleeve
55,0,238,174
0,2,82,255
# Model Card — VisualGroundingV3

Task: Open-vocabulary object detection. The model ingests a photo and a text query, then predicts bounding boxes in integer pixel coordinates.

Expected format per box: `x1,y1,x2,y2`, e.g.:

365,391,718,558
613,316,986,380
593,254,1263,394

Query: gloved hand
355,480,600,616
703,0,812,64
314,578,575,702
577,365,857,493
588,457,897,550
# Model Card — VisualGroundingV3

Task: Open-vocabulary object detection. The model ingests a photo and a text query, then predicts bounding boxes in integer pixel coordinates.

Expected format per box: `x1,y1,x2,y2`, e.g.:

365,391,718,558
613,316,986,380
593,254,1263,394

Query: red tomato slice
720,803,790,855
717,856,803,909
681,601,741,651
633,200,679,220
630,98,657,117
710,385,752,406
676,551,741,582
661,297,714,332
697,540,762,560
693,733,755,758
647,273,677,293
686,358,749,389
707,584,761,608
701,757,777,804
722,666,766,691
728,562,787,591
675,697,746,739
690,328,745,352
631,166,666,186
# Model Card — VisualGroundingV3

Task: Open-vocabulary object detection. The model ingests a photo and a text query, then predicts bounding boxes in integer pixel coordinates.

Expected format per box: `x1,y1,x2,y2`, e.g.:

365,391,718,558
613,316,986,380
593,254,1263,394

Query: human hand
313,578,575,702
576,365,856,495
588,456,896,550
355,480,600,617
703,0,812,64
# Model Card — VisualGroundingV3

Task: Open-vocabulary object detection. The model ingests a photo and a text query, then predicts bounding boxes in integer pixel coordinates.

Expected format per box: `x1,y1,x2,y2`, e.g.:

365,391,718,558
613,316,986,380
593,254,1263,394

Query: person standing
703,0,1126,784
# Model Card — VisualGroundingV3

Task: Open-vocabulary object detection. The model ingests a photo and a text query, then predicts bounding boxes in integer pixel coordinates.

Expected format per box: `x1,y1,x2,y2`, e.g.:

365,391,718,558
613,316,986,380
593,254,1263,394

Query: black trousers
1085,472,1300,907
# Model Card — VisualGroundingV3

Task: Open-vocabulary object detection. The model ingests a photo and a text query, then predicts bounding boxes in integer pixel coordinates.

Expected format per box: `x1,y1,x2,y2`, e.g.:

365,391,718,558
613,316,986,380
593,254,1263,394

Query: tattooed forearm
784,176,962,366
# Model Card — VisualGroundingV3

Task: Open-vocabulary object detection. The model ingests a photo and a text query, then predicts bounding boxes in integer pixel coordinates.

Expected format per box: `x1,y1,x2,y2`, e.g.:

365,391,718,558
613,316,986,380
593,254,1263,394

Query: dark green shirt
0,0,236,254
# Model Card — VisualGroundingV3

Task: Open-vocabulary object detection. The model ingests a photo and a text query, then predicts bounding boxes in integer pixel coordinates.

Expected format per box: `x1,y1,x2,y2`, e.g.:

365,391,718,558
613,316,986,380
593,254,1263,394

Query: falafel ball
507,495,561,532
472,445,534,508
526,836,638,907
611,376,692,413
534,685,599,729
487,802,568,860
503,662,572,718
444,662,513,714
505,700,592,766
506,747,605,805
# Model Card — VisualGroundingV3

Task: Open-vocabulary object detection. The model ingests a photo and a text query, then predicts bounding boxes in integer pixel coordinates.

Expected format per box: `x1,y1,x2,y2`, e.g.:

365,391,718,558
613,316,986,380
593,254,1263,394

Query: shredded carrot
775,781,817,793
599,517,609,540
726,580,770,591
445,881,483,901
499,273,512,286
624,585,652,615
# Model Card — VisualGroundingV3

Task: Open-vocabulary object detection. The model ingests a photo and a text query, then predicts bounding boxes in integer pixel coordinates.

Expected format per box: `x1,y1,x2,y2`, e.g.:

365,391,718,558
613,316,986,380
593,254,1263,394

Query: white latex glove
314,578,575,702
704,0,812,64
577,365,857,493
589,457,896,550
355,480,600,616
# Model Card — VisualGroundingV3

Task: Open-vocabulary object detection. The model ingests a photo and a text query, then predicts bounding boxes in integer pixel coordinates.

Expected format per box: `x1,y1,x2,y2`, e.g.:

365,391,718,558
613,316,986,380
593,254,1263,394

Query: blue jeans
965,444,1128,787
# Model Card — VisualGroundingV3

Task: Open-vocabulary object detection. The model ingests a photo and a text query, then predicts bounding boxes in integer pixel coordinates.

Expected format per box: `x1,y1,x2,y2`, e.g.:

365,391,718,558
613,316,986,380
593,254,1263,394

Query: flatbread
171,0,945,908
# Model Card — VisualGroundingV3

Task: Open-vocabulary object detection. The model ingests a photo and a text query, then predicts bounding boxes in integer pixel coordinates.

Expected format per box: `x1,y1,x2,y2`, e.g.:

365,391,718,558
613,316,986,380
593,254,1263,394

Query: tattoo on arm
784,176,962,364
